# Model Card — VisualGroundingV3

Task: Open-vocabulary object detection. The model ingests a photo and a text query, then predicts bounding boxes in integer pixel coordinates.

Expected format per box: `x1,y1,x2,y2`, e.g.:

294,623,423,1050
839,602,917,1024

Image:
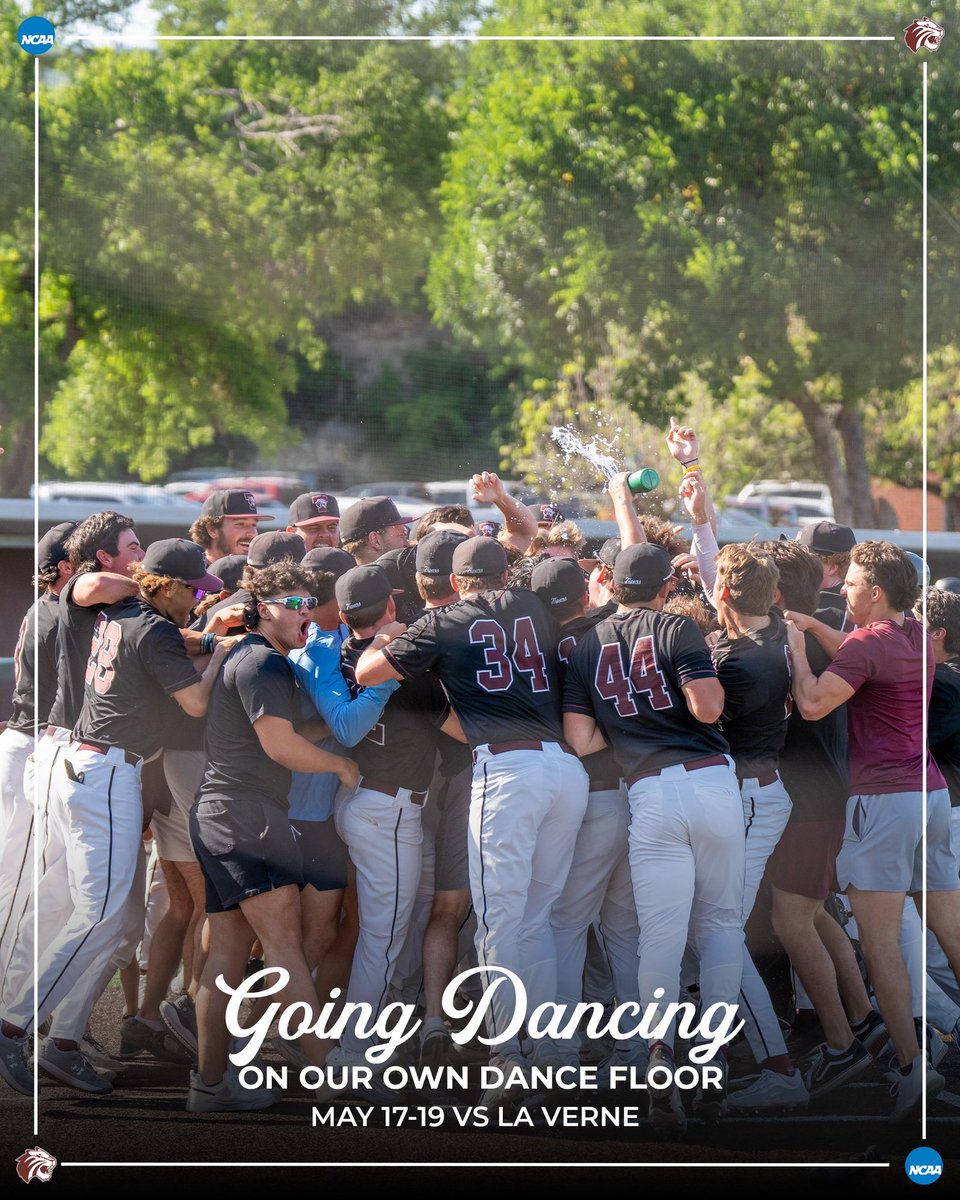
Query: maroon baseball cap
200,489,274,521
142,538,223,592
287,492,340,526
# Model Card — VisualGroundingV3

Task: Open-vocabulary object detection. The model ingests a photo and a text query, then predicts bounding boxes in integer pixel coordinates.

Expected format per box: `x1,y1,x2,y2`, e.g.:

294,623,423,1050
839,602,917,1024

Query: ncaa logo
905,1146,944,1185
17,16,56,55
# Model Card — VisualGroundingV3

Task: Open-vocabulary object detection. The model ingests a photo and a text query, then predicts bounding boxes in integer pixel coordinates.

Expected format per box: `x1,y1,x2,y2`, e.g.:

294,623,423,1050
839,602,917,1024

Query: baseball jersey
382,588,563,748
711,609,792,778
827,617,947,795
930,658,960,807
6,593,60,732
341,635,450,792
200,634,300,807
563,607,729,777
73,597,201,760
46,571,112,731
556,603,621,786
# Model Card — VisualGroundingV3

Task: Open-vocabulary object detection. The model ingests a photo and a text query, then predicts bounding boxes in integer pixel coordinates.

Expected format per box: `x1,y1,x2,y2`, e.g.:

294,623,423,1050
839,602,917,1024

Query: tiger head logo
15,1147,57,1183
904,17,945,52
242,491,258,512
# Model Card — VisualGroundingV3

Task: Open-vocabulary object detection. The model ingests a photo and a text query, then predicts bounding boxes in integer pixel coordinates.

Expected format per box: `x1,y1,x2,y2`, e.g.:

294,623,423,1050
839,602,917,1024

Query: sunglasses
263,595,319,612
186,586,208,602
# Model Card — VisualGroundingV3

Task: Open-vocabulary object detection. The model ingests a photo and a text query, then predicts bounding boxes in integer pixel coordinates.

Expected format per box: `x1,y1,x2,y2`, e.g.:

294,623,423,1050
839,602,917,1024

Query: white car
33,481,181,506
736,479,833,508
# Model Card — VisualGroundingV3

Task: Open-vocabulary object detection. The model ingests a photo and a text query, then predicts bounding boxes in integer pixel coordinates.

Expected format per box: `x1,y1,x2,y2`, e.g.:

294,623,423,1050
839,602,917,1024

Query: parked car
33,481,182,506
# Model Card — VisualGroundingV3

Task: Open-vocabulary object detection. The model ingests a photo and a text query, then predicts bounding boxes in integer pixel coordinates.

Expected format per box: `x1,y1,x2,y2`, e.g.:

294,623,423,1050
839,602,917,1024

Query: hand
671,552,700,585
784,618,807,658
782,609,813,633
214,633,244,653
606,471,633,506
471,471,505,504
666,415,699,464
337,758,361,791
373,621,407,645
206,604,246,633
679,472,708,524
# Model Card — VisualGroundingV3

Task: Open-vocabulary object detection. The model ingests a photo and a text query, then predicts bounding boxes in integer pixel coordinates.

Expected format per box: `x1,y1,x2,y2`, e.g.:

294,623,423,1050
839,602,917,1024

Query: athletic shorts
766,816,844,900
152,749,206,862
190,793,303,913
836,788,958,894
431,766,471,892
291,816,349,892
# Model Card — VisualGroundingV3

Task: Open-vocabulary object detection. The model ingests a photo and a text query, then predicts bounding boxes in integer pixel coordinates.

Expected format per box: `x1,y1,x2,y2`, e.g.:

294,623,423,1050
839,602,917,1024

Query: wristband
681,457,699,469
201,633,215,655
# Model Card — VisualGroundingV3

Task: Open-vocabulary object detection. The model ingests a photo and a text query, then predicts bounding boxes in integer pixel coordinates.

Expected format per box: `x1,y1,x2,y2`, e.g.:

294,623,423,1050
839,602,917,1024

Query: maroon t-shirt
826,618,946,795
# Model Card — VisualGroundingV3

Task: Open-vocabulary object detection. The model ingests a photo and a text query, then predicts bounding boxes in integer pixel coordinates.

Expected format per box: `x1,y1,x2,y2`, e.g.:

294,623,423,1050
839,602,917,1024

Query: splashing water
551,425,623,482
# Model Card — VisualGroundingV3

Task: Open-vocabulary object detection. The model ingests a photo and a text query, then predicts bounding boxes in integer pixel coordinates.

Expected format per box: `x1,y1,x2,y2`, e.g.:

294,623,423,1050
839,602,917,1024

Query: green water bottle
627,468,660,493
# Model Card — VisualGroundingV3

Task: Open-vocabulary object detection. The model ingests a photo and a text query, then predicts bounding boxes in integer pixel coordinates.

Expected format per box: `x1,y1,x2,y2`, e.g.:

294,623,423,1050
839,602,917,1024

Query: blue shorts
191,794,303,913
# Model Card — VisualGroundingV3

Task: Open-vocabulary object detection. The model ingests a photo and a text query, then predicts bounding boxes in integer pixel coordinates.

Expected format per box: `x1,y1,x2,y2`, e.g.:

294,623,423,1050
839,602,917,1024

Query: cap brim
295,517,340,526
186,572,224,592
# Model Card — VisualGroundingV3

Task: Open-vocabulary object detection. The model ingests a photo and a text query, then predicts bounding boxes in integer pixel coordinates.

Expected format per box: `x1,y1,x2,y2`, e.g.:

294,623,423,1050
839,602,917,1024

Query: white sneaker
480,1053,532,1113
727,1067,809,1112
596,1044,649,1090
889,1055,945,1126
645,1043,687,1136
186,1069,275,1113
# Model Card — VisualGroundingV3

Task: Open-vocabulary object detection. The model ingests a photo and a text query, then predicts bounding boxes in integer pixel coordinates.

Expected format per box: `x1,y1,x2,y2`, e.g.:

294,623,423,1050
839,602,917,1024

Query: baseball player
563,542,745,1134
326,564,463,1079
188,560,359,1112
286,492,341,550
786,540,958,1123
0,539,229,1096
339,497,414,564
530,557,644,1082
0,523,76,985
189,489,274,562
354,536,589,1108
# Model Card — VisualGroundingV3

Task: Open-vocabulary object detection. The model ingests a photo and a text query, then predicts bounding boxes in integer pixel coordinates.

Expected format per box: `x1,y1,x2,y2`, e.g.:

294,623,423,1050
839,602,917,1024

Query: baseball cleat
419,1023,453,1071
726,1067,809,1112
692,1054,727,1125
645,1043,687,1137
37,1040,112,1094
888,1055,945,1126
160,994,199,1056
479,1054,532,1114
80,1034,128,1074
120,1015,195,1064
187,1069,275,1113
595,1043,649,1091
803,1037,871,1098
0,1027,33,1096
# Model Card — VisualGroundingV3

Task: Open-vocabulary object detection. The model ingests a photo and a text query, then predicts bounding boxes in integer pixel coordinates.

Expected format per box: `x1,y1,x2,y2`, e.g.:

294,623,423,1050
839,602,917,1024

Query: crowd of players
0,418,958,1136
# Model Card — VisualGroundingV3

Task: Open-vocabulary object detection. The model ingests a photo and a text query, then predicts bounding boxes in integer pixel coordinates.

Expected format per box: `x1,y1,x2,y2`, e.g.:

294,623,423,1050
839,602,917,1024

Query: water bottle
627,468,660,493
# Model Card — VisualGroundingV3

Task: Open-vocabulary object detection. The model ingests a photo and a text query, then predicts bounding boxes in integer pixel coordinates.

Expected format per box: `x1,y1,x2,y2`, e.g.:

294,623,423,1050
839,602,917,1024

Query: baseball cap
339,497,416,543
200,489,274,521
416,530,468,577
378,546,418,590
452,537,508,578
246,530,306,569
37,521,78,573
904,550,931,587
531,558,587,609
797,521,856,556
302,546,356,580
934,576,960,594
335,564,397,614
207,554,247,593
613,543,675,589
529,502,563,527
141,538,223,592
287,492,340,526
596,537,621,569
477,520,502,539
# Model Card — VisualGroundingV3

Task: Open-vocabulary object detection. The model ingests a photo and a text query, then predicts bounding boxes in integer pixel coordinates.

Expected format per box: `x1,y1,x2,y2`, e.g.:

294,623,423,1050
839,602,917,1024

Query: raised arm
471,471,537,552
607,471,646,548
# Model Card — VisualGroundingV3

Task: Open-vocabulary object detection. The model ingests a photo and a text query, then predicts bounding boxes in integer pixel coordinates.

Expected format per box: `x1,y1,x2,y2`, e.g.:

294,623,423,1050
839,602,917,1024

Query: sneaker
120,1015,194,1064
645,1042,687,1136
692,1054,728,1125
160,995,198,1056
889,1055,945,1126
0,1027,32,1096
804,1038,872,1098
419,1024,453,1071
80,1034,127,1074
927,1029,949,1070
186,1069,275,1113
727,1067,809,1112
479,1053,532,1114
596,1043,649,1090
37,1040,112,1094
852,1010,890,1061
271,1036,308,1071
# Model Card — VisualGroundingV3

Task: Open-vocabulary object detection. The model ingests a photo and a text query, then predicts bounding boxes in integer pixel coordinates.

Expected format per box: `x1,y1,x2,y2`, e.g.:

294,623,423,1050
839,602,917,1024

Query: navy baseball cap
340,497,416,542
142,538,223,592
797,521,856,555
529,502,563,527
416,530,468,577
246,530,306,569
207,554,247,593
477,520,502,539
201,489,274,521
287,492,340,526
37,521,78,573
531,558,587,609
613,543,674,589
452,536,508,578
336,564,397,614
302,546,356,580
597,537,622,569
